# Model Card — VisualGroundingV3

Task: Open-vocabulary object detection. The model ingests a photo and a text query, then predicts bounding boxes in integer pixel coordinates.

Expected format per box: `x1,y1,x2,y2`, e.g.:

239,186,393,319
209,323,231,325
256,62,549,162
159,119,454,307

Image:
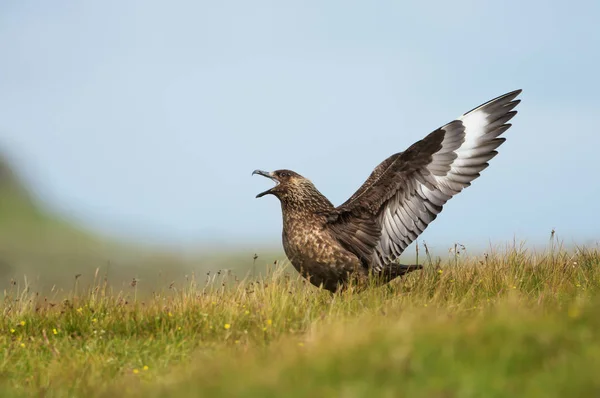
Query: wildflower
244,310,250,315
266,319,272,326
143,365,149,371
168,312,173,317
20,321,26,326
77,307,83,313
262,327,267,332
53,328,58,335
20,343,25,348
576,284,581,287
92,318,98,324
177,326,182,331
437,269,443,274
10,328,15,334
224,323,231,330
133,369,139,374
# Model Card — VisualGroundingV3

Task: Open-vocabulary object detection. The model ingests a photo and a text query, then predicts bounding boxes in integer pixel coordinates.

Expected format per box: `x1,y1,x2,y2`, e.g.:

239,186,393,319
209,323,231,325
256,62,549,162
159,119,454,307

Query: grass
1,242,599,397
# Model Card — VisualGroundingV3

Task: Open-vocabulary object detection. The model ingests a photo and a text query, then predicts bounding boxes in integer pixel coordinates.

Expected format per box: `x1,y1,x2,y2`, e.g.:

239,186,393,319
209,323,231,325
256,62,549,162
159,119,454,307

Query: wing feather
325,89,522,271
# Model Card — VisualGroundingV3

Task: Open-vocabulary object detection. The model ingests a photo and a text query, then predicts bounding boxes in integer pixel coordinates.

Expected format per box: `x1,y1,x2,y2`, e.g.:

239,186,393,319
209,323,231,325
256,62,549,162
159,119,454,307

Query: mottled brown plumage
254,90,522,292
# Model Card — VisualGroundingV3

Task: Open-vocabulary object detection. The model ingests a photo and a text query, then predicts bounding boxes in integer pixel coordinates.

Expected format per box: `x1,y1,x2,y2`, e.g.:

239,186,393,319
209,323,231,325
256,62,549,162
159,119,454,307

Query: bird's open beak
252,170,278,198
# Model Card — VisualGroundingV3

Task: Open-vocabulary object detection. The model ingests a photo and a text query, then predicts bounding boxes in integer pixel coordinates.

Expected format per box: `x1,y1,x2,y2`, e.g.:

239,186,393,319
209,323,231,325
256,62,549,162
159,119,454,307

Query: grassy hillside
0,157,170,290
1,245,599,397
0,156,280,295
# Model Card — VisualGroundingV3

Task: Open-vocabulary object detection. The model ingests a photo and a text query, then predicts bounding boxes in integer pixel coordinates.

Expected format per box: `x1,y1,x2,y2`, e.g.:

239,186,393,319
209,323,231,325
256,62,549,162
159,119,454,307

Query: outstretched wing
325,89,522,270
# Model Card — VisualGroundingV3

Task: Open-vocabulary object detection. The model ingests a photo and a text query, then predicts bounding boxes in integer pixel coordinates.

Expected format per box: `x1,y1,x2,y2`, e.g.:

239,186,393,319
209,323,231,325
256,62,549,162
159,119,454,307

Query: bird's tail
376,263,423,283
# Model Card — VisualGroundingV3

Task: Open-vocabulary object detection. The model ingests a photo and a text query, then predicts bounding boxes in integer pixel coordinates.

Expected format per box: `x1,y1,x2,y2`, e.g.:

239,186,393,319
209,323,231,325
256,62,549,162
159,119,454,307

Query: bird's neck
279,189,334,220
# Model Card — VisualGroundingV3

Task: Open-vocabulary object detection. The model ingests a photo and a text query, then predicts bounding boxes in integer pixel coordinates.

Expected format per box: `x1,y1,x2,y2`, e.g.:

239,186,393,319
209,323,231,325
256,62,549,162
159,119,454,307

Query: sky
1,0,599,253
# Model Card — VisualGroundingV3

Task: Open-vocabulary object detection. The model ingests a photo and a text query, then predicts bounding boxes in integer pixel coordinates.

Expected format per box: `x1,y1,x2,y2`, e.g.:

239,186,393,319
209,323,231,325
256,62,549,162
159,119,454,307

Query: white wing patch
374,90,522,270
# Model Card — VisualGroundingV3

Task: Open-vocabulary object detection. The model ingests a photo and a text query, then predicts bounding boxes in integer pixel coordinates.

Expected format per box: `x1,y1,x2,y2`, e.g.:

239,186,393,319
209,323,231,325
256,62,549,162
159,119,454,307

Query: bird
253,89,522,292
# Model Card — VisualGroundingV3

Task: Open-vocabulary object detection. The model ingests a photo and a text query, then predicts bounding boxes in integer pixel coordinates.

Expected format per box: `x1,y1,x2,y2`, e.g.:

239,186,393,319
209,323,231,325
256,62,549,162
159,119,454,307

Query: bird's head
252,169,307,199
253,169,334,211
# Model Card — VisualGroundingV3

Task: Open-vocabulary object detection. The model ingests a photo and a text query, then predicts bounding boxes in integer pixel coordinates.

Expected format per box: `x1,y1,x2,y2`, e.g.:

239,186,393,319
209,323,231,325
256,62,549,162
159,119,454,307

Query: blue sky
1,0,599,252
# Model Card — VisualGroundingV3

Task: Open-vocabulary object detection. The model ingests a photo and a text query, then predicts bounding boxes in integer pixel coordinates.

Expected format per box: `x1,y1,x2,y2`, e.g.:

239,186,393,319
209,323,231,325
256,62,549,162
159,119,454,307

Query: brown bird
253,89,522,292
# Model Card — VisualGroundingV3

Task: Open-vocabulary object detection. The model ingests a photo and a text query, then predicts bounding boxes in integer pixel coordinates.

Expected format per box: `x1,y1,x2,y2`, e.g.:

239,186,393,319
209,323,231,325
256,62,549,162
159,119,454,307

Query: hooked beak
252,170,278,198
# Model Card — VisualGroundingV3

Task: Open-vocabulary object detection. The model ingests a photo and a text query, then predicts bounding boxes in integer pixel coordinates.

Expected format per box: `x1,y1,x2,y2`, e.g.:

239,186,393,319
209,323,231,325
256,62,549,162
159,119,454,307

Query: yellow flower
20,343,25,348
92,318,98,323
262,327,267,332
10,328,15,333
143,365,149,371
52,328,58,335
266,319,272,326
168,312,173,317
244,310,250,315
133,369,139,374
177,326,182,331
224,323,231,330
76,307,83,313
437,269,443,274
20,321,26,326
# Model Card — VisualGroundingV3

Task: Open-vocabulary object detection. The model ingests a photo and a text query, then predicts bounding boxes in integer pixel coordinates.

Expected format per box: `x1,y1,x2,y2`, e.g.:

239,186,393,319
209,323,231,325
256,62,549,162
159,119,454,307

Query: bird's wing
324,89,522,270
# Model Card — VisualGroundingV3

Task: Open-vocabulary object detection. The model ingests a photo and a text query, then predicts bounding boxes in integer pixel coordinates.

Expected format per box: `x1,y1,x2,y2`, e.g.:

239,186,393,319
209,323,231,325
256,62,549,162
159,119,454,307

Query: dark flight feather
324,89,522,271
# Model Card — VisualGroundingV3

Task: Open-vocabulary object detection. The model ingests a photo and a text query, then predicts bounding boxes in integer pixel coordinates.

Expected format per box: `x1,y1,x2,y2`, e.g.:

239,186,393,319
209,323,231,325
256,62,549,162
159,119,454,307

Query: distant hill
0,155,39,222
0,154,283,295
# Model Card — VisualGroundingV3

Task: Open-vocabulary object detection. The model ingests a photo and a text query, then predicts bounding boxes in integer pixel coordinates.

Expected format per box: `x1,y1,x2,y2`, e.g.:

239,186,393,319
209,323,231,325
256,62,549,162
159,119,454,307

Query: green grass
1,244,599,397
2,157,600,396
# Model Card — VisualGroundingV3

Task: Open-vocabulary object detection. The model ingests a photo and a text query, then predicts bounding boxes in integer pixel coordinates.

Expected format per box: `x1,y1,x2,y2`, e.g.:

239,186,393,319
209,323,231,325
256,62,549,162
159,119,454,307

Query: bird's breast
281,215,361,288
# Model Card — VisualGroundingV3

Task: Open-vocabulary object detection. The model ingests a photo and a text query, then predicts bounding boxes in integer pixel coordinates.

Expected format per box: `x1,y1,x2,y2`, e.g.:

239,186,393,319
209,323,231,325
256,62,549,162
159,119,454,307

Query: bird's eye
279,172,288,177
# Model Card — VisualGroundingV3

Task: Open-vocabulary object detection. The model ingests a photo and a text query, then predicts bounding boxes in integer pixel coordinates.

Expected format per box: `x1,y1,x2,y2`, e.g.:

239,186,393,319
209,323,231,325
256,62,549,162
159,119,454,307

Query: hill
0,155,281,295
